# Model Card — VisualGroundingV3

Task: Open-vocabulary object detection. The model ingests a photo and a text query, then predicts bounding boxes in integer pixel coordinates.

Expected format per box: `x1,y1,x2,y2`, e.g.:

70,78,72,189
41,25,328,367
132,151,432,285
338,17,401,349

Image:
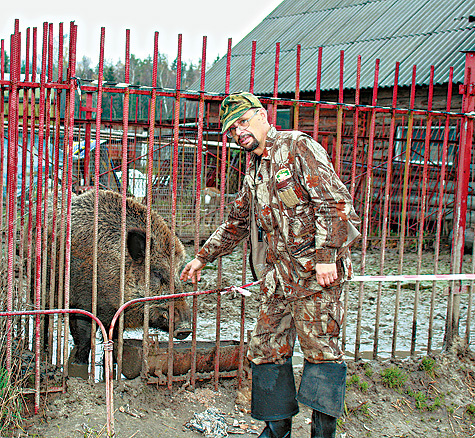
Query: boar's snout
173,298,192,340
174,326,192,340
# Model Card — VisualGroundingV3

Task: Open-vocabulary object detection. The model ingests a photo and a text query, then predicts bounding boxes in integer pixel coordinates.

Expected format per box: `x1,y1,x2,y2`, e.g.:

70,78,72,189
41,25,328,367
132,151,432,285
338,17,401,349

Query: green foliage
420,356,438,378
70,52,205,122
363,363,373,378
2,49,10,73
428,396,442,411
347,373,370,391
466,404,475,416
360,402,370,416
0,366,25,433
380,365,408,389
346,374,369,392
347,374,360,387
414,391,428,410
359,380,369,392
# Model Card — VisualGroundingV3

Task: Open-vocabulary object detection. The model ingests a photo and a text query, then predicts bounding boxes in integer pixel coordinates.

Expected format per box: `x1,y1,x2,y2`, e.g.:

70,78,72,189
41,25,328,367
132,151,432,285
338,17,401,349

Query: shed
193,0,475,235
202,0,475,106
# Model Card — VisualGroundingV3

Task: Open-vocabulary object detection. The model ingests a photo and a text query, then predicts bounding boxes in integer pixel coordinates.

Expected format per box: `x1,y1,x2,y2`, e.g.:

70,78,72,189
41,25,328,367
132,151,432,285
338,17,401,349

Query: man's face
227,108,268,155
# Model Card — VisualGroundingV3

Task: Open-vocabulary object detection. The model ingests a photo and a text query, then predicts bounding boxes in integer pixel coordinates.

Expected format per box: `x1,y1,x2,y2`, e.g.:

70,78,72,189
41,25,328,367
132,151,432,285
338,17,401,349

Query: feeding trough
117,336,247,381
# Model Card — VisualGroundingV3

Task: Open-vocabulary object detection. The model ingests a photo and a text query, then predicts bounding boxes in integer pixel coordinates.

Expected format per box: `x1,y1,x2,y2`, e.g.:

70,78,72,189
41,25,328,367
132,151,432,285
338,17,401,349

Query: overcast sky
1,0,282,66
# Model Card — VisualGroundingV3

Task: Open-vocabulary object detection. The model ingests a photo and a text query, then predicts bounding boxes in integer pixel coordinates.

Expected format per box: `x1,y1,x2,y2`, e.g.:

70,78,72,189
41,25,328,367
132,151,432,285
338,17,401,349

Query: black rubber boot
311,409,337,438
297,360,346,437
251,357,299,438
258,418,292,438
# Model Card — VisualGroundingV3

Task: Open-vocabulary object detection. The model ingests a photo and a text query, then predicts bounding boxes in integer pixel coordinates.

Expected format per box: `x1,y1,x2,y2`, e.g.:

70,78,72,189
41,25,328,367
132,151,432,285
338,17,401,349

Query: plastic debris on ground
185,407,229,438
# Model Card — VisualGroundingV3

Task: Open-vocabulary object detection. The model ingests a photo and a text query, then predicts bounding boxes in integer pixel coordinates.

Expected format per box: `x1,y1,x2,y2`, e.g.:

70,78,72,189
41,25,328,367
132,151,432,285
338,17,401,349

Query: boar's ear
127,229,147,262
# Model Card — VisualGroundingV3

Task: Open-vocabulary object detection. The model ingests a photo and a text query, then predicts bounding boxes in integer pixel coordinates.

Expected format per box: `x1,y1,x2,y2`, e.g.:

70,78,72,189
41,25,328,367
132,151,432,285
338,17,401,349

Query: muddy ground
15,346,475,438
4,246,475,437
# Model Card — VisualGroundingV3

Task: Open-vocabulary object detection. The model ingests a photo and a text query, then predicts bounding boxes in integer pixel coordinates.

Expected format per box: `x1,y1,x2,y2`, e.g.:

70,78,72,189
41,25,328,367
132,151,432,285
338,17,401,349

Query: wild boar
60,189,191,366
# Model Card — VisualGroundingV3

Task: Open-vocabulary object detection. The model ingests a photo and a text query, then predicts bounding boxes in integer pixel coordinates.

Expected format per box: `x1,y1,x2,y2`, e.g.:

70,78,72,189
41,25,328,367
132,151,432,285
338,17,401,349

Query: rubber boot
311,410,337,438
251,357,299,438
297,360,347,438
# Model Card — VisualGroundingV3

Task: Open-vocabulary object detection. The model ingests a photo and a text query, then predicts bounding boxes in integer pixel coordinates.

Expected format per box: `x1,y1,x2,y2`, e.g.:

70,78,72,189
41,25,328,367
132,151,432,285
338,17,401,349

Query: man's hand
180,258,205,284
316,263,338,287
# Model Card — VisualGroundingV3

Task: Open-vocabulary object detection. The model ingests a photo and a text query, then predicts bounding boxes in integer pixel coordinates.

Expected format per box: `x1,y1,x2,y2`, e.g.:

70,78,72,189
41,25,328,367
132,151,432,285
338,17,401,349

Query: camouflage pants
247,282,344,365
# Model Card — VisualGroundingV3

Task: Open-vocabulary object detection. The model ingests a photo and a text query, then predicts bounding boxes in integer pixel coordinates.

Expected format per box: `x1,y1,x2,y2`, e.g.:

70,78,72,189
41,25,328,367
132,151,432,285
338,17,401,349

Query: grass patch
363,363,373,378
380,365,407,389
420,356,438,378
346,374,370,392
0,363,28,434
466,404,475,416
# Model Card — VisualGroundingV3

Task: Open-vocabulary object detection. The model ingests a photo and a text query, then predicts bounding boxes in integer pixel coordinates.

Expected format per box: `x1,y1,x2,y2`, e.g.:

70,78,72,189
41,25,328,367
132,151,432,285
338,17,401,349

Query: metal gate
0,19,474,435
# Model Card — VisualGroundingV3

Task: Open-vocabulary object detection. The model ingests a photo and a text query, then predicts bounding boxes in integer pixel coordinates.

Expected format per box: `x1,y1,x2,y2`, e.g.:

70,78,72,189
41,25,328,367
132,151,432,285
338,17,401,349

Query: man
180,92,360,438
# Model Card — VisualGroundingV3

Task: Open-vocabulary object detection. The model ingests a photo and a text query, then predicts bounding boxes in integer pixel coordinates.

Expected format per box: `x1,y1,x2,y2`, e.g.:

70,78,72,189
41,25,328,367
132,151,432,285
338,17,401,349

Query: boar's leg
69,314,93,365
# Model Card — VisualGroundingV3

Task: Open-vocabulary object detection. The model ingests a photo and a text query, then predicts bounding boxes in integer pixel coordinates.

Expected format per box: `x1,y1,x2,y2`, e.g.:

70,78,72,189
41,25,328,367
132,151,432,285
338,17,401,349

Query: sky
1,0,282,67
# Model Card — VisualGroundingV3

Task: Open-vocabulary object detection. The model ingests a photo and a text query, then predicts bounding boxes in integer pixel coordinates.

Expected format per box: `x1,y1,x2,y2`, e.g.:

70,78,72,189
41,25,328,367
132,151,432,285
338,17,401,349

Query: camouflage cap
219,92,263,133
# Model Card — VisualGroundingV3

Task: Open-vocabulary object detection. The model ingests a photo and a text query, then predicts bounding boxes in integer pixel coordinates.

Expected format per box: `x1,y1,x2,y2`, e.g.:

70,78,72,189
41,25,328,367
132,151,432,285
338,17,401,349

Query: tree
76,56,94,80
103,62,116,82
2,49,9,73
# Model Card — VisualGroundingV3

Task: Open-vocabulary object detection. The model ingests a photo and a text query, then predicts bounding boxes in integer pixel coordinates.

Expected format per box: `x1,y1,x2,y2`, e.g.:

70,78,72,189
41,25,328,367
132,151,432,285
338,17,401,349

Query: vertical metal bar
84,91,92,186
250,40,257,93
392,65,417,357
354,59,379,361
271,42,280,125
18,28,30,341
0,38,5,256
59,21,72,385
190,35,207,389
32,21,49,413
411,66,434,356
142,30,159,381
428,67,453,353
117,28,131,380
25,27,37,347
373,62,399,359
293,44,301,130
19,27,30,257
62,20,77,391
449,51,475,346
42,22,53,362
6,22,21,374
350,55,361,199
334,50,344,175
214,37,233,390
91,27,105,380
168,33,183,390
52,22,64,368
313,47,323,143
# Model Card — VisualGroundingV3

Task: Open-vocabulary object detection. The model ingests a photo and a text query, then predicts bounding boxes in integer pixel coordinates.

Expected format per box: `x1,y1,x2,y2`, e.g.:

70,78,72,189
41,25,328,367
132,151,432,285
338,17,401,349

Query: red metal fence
1,19,474,436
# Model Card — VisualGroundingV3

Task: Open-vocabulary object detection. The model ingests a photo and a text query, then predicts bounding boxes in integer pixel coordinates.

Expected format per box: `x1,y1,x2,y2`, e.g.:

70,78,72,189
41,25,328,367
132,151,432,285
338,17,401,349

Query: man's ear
260,108,268,122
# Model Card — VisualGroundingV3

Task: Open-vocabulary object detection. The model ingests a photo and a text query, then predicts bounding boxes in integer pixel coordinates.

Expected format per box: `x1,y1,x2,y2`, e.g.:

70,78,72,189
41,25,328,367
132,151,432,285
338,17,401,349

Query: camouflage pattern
219,92,263,133
248,281,344,365
196,126,360,364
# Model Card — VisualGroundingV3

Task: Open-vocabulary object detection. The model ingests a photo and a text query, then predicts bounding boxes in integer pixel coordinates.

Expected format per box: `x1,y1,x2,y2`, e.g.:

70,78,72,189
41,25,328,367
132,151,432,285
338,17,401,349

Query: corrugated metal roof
200,0,475,94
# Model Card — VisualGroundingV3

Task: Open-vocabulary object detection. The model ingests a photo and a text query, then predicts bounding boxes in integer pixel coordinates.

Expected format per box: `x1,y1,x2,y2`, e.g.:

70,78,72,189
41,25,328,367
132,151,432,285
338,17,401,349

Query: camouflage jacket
197,126,361,298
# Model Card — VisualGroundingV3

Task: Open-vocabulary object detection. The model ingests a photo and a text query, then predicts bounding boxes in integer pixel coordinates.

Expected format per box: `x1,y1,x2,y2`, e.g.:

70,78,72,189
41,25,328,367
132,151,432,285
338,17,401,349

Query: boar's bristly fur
55,189,191,366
